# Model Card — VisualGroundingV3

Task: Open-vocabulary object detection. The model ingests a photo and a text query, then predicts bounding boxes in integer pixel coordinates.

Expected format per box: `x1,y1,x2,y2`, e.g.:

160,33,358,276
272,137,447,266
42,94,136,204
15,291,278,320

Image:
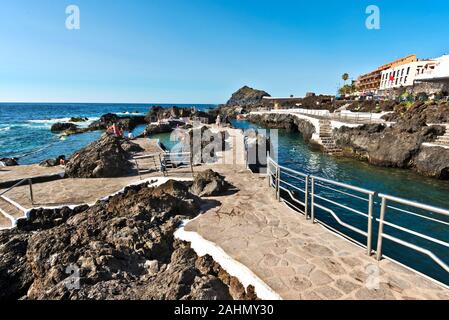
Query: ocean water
231,120,449,286
0,103,215,164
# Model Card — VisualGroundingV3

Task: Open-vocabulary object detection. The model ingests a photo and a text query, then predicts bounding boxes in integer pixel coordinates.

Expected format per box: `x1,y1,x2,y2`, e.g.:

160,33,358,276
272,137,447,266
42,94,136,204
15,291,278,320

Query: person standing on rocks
107,123,124,138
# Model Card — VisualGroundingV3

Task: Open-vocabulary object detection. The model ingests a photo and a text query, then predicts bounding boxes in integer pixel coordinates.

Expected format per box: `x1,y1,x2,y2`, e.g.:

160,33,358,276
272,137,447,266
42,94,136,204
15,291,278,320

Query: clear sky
0,0,448,104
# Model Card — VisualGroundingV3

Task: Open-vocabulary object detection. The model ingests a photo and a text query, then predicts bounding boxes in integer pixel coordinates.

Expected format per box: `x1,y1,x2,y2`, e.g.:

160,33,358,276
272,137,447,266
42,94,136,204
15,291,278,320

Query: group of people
106,123,134,140
106,123,124,137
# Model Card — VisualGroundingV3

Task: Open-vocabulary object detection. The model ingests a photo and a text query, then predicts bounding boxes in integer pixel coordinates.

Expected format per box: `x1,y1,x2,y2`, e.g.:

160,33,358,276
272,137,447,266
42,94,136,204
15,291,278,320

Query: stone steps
432,124,449,146
319,120,342,155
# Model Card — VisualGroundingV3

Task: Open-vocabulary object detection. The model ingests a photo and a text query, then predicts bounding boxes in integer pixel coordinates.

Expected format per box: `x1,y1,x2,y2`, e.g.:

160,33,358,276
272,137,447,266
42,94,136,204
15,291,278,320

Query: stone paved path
0,164,63,185
2,126,449,299
185,164,449,300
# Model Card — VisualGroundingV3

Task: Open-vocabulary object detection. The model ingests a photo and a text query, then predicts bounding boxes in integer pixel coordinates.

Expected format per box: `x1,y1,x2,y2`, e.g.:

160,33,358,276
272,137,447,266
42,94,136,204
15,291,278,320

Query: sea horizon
0,102,217,164
0,101,220,106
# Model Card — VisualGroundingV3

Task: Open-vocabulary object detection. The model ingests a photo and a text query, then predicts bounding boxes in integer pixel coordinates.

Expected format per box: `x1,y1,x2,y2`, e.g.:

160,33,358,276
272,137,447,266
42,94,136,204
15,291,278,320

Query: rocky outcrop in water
189,170,230,197
0,158,19,166
225,86,271,107
247,113,316,142
139,122,174,137
117,116,147,131
334,122,449,178
51,114,146,137
89,113,147,132
65,134,133,178
216,86,271,120
414,146,449,179
93,113,119,128
248,113,296,130
145,106,214,124
0,177,256,300
70,117,89,122
39,155,66,167
51,123,78,133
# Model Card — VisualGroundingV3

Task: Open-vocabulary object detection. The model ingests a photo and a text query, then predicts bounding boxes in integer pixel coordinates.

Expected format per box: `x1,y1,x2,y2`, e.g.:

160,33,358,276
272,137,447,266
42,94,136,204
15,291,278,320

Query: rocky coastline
7,105,220,167
246,113,317,144
50,113,147,136
0,170,258,300
334,123,448,178
332,102,449,179
220,86,449,180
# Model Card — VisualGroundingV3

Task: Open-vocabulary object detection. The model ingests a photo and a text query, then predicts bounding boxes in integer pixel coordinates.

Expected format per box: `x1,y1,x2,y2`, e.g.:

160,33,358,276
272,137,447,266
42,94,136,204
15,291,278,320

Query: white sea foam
0,126,11,132
28,118,72,124
27,117,99,128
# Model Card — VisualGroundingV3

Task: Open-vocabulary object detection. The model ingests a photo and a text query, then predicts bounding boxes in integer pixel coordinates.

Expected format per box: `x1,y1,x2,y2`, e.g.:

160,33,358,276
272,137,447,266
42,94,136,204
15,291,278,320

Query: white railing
266,155,449,280
311,176,375,255
259,108,387,124
376,194,449,273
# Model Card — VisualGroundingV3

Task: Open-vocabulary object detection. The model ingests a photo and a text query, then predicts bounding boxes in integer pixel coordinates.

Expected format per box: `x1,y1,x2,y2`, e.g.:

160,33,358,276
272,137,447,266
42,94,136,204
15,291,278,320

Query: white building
414,54,449,83
379,60,437,90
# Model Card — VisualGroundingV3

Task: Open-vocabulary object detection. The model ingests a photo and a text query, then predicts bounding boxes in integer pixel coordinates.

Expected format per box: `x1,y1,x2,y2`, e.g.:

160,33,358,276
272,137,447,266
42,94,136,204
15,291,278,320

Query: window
407,67,410,75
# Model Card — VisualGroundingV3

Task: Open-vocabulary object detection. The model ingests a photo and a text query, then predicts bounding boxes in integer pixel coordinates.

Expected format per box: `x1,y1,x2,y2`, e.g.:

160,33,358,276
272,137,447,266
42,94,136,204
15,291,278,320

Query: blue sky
0,0,448,104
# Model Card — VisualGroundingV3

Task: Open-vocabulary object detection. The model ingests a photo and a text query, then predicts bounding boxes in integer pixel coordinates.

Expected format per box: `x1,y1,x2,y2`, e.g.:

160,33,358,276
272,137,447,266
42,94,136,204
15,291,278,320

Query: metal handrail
265,153,449,290
266,156,449,279
376,194,449,274
0,178,34,205
379,193,449,217
312,175,376,195
267,155,375,255
310,176,375,255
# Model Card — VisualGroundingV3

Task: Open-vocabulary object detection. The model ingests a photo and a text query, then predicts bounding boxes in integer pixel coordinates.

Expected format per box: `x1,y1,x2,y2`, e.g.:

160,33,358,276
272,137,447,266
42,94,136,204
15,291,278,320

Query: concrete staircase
0,196,23,229
433,124,449,147
319,119,342,155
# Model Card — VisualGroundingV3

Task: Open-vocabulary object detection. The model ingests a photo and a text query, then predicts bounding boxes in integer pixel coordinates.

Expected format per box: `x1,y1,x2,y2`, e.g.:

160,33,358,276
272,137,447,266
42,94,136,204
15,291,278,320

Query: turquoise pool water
230,120,449,286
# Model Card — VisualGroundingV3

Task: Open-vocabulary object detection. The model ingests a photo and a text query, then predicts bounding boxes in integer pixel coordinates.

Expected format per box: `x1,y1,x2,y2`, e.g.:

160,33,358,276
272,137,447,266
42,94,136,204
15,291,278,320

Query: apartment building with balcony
355,55,417,95
379,59,437,90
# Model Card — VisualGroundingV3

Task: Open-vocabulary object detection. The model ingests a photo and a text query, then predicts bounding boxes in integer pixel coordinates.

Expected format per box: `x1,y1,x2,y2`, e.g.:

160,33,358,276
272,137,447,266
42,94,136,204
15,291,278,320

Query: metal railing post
28,179,34,205
267,153,271,188
311,176,315,223
367,193,374,256
276,165,281,201
376,197,387,261
304,176,309,219
134,159,142,180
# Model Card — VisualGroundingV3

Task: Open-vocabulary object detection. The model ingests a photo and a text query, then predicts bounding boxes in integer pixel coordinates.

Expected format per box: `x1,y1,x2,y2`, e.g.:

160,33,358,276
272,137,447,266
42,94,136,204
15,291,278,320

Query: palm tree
342,73,349,85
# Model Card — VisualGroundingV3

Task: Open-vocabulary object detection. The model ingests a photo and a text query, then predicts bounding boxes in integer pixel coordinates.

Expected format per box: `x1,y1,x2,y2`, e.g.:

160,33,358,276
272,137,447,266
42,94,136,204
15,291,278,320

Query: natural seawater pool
229,120,449,287
1,101,448,286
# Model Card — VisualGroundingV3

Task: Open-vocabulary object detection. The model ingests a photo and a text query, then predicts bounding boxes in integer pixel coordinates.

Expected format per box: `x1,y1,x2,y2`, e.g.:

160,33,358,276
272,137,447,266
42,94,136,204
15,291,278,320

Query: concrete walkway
2,126,449,299
185,164,449,300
